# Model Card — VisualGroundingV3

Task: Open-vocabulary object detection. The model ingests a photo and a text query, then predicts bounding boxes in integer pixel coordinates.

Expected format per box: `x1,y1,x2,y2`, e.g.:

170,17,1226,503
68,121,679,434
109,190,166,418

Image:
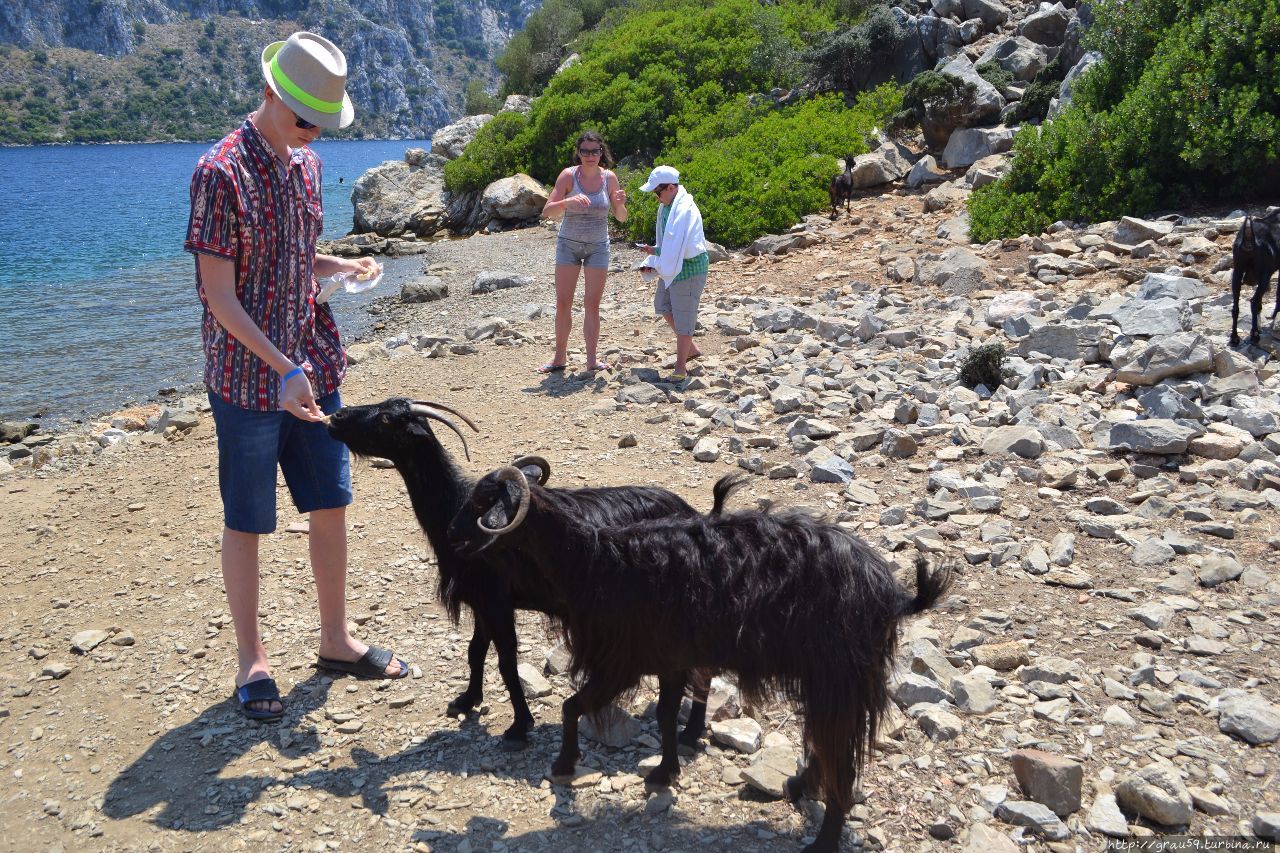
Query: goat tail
903,557,953,616
710,473,749,515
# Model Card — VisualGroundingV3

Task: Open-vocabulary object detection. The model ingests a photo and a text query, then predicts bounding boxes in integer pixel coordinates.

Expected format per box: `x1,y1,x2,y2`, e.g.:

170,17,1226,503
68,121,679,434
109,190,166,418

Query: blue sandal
236,677,284,722
317,645,410,680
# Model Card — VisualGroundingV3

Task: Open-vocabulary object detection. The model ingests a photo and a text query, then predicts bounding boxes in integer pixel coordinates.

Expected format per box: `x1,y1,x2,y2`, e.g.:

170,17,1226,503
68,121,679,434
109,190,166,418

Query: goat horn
475,466,530,535
409,403,474,461
409,400,479,432
511,455,551,486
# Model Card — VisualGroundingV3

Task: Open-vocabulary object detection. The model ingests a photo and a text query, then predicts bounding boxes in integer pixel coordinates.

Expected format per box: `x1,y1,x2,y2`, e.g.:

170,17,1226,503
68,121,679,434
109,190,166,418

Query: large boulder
1019,2,1072,46
1112,332,1214,385
850,138,915,188
939,55,1007,127
915,247,991,294
351,154,448,238
961,0,1010,30
979,36,1053,82
481,174,549,222
890,7,930,83
430,114,493,160
1049,50,1102,118
943,126,1015,169
501,94,534,114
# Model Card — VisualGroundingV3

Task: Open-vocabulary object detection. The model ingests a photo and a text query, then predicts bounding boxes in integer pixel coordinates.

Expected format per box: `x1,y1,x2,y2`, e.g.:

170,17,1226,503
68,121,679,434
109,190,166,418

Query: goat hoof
784,773,811,804
500,733,530,751
446,697,478,717
550,755,580,780
645,766,678,788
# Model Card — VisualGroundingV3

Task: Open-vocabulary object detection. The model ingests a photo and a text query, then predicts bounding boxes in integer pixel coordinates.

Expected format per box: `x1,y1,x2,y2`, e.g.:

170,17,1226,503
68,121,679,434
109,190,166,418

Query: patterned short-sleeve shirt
184,117,345,411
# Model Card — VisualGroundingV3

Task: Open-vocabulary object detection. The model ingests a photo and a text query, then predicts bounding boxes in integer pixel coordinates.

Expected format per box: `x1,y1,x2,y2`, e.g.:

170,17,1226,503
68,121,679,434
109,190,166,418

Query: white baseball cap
640,165,680,192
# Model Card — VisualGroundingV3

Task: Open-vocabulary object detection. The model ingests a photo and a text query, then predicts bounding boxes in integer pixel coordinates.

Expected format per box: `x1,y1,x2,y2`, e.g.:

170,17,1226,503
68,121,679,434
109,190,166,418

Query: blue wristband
281,366,304,386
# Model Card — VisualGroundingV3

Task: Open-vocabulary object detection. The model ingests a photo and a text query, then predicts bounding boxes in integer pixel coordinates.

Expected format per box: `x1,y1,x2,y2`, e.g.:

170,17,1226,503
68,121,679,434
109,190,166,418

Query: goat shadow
410,807,816,852
103,670,819,846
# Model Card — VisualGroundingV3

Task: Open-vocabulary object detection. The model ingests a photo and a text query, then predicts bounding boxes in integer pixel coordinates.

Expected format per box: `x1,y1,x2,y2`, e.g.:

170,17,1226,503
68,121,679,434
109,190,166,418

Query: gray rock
961,0,1010,30
1112,332,1215,386
1101,419,1199,454
912,704,963,740
480,173,549,221
978,36,1051,81
1198,554,1244,587
1116,763,1193,826
994,800,1070,840
741,744,798,798
1018,2,1071,45
1115,216,1175,245
472,271,534,294
881,429,918,458
1136,272,1211,301
1131,538,1176,567
0,421,38,444
711,717,763,754
1254,812,1280,842
950,673,1000,714
516,662,552,698
849,138,914,189
893,672,953,707
352,156,447,238
810,456,855,484
582,704,642,748
1085,791,1130,837
1050,50,1101,118
430,113,493,160
1218,693,1280,745
70,630,110,654
1010,749,1083,817
1111,298,1189,336
938,54,1006,126
942,125,1015,169
617,384,668,405
401,276,448,304
906,154,949,188
1016,324,1080,360
982,425,1045,459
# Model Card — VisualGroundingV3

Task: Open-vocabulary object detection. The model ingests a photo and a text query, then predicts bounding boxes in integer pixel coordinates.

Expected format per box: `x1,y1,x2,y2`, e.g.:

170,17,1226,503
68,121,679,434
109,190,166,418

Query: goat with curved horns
327,398,724,749
449,465,952,852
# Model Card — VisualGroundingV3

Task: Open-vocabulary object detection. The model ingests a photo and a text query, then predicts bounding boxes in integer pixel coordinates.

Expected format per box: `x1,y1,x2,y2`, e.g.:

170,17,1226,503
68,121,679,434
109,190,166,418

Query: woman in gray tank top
539,131,629,373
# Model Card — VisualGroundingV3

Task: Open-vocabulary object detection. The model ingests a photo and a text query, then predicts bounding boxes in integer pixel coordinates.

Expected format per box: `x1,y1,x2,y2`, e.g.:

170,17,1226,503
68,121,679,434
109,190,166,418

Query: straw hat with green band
261,32,354,130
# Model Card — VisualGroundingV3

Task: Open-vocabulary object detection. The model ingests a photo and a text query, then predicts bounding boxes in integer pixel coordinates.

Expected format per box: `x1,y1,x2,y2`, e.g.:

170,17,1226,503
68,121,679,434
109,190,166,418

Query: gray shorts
555,237,610,269
654,273,706,336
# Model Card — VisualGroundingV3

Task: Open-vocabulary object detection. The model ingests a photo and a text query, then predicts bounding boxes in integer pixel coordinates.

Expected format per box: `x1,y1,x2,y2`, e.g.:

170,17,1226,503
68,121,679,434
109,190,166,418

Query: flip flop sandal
537,362,567,374
663,372,688,383
588,361,610,371
317,646,410,680
236,677,284,721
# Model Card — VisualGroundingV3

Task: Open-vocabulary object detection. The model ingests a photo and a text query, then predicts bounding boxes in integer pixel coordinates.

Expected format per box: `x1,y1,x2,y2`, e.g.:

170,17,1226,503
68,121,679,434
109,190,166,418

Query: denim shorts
208,390,352,534
654,273,707,336
555,237,610,269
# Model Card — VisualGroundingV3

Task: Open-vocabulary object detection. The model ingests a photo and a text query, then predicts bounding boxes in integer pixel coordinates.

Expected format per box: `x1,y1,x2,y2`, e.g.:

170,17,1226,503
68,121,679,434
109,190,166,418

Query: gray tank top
558,166,611,244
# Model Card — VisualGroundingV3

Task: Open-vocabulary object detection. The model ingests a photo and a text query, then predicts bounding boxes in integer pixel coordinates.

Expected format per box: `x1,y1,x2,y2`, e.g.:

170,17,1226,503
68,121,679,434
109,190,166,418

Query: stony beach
2,176,1280,853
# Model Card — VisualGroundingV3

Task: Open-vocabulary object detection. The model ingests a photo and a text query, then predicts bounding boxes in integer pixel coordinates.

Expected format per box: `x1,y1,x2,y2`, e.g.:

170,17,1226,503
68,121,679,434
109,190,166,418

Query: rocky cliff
0,0,540,141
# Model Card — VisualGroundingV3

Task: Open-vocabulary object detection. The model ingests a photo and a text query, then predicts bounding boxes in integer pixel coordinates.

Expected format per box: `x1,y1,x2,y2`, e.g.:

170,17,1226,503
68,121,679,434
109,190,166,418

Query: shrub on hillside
464,80,502,116
804,4,904,93
627,87,902,247
443,111,530,194
894,70,977,147
496,0,614,97
969,0,1280,240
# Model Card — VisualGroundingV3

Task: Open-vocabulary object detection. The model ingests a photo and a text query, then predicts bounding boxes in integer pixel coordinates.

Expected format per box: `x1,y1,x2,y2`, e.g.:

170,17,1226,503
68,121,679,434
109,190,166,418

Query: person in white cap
638,165,709,382
185,32,409,721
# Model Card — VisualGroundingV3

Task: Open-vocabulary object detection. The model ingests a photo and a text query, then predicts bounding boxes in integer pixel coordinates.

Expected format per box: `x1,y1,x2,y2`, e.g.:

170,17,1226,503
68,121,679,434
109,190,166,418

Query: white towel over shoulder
642,186,707,287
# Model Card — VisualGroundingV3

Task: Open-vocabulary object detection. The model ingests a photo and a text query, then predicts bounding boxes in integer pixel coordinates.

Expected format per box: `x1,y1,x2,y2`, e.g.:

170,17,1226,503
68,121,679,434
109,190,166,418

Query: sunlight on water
0,138,427,424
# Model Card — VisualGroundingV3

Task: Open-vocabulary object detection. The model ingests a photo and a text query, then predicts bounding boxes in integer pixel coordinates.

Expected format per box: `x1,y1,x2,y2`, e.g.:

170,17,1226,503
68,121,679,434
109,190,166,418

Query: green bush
464,80,502,115
629,87,901,246
958,342,1013,390
970,0,1280,240
443,111,531,193
975,61,1013,93
804,4,903,93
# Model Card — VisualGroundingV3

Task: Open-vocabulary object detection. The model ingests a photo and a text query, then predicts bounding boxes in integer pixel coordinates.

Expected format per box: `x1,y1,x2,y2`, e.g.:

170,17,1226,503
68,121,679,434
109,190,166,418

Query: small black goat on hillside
829,153,855,218
1230,207,1280,346
327,398,720,749
448,467,952,852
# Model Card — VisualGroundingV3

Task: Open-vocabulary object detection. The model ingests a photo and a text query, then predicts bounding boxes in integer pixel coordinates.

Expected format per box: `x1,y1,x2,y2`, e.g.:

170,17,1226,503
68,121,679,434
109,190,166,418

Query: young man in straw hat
185,32,410,721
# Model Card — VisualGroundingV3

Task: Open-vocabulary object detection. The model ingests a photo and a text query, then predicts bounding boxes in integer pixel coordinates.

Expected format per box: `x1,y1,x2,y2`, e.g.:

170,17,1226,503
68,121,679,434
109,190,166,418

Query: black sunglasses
578,146,602,155
292,110,318,131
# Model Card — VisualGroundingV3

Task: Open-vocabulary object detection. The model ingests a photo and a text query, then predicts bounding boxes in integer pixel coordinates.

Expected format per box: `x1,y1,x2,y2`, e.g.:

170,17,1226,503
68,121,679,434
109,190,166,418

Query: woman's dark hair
571,130,615,168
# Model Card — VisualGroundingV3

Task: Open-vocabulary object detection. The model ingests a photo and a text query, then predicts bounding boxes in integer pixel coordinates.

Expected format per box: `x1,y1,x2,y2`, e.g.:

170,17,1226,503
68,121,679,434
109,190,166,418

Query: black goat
327,398,723,748
448,466,952,852
829,153,855,218
1230,207,1280,346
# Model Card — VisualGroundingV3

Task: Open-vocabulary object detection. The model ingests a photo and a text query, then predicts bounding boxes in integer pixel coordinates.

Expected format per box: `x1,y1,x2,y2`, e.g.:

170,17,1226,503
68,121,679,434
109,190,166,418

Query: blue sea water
0,138,429,426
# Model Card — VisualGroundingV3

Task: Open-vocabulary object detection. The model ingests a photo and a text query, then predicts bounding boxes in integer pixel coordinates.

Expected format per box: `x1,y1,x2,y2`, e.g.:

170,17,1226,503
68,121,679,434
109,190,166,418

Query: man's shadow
525,365,681,400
